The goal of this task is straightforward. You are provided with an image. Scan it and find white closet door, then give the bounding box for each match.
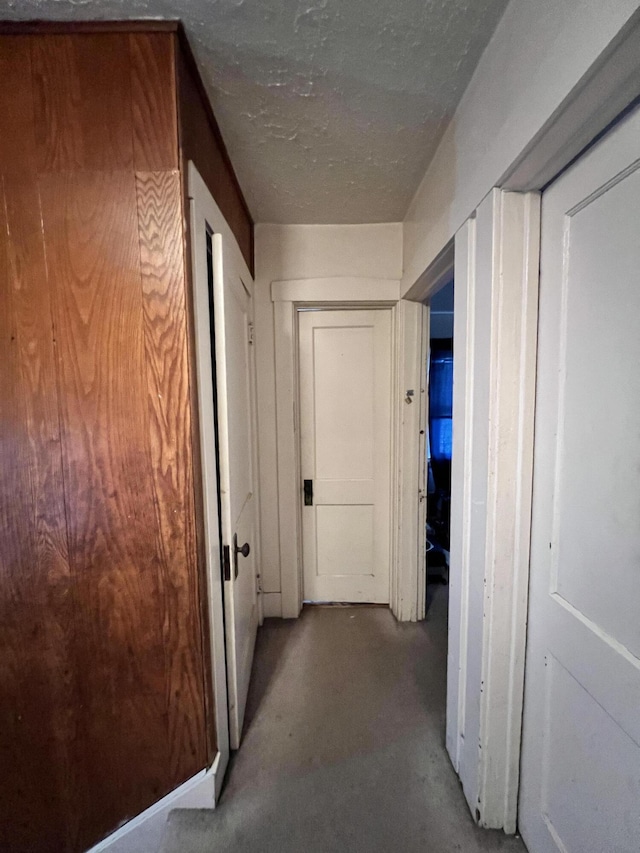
[519,105,640,853]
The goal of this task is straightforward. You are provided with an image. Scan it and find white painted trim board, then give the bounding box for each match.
[272,277,400,303]
[88,765,217,853]
[445,190,540,832]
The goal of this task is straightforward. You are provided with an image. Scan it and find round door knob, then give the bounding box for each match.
[236,541,250,559]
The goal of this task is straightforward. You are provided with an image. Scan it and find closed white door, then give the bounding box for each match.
[299,308,392,603]
[215,238,259,749]
[519,106,640,852]
[190,168,259,752]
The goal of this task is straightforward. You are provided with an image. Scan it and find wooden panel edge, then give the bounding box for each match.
[0,20,181,35]
[175,23,254,275]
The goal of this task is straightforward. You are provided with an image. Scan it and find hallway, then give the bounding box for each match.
[161,589,526,852]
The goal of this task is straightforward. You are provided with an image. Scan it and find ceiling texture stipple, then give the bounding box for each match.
[3,0,510,223]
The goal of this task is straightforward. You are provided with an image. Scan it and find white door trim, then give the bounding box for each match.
[407,192,540,831]
[394,299,429,622]
[426,191,540,832]
[272,277,400,303]
[271,278,423,620]
[403,239,454,304]
[87,765,217,853]
[501,9,640,194]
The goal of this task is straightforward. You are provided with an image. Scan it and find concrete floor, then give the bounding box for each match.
[161,586,527,852]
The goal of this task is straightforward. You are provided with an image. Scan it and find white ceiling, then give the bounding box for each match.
[4,0,510,223]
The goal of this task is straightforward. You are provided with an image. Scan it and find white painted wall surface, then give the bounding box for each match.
[254,224,402,614]
[402,0,640,294]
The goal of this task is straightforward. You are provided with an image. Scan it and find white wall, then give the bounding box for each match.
[402,0,640,294]
[254,224,403,614]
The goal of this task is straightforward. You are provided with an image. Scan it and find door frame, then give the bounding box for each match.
[401,9,640,834]
[271,277,427,620]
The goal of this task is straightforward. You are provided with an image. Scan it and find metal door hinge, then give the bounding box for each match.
[248,322,254,345]
[223,545,231,581]
[256,572,262,594]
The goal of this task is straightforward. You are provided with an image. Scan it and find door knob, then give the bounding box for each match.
[233,533,250,578]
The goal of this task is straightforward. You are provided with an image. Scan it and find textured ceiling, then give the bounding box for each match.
[3,0,510,223]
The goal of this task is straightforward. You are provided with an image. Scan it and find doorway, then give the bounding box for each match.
[270,279,419,620]
[426,279,454,600]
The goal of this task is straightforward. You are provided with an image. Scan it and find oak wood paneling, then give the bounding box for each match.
[0,176,78,853]
[176,32,254,274]
[32,33,134,171]
[135,169,209,776]
[40,169,173,848]
[130,34,179,171]
[0,36,77,853]
[0,26,211,852]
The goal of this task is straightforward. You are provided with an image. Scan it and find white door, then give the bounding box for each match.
[190,166,259,752]
[299,308,392,603]
[519,106,640,852]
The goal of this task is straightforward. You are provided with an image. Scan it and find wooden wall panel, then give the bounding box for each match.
[39,170,174,848]
[134,169,210,778]
[32,34,134,171]
[130,34,179,171]
[0,37,77,853]
[0,27,210,852]
[0,178,78,853]
[176,35,254,274]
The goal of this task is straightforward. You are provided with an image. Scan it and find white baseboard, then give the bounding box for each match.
[88,759,218,853]
[261,592,282,618]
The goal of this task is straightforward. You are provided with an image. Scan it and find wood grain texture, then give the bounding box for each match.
[40,169,167,847]
[0,28,210,852]
[32,33,134,171]
[0,37,77,853]
[0,178,78,853]
[130,34,179,171]
[176,31,254,274]
[135,169,209,777]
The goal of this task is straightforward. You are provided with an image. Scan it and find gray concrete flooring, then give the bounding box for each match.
[161,587,526,852]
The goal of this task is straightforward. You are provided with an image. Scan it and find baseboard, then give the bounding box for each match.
[88,758,218,853]
[261,591,282,618]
